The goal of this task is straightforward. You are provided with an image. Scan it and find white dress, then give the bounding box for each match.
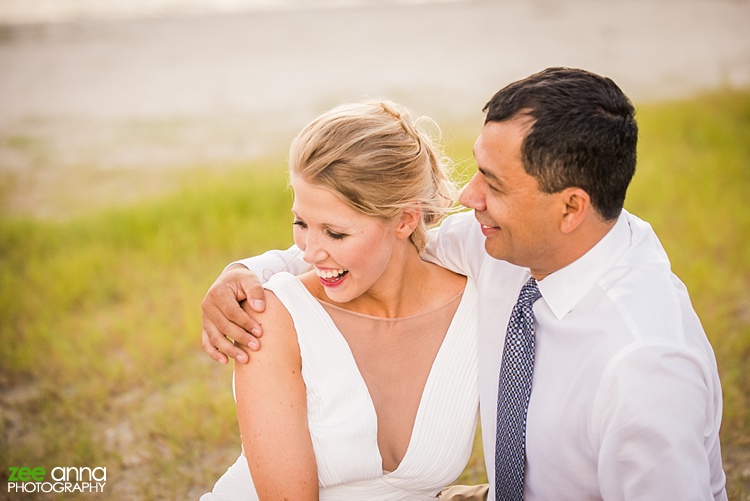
[202,272,479,500]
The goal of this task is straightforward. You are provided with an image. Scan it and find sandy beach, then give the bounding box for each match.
[1,0,749,216]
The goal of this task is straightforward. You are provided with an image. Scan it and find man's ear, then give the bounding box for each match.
[559,187,590,234]
[396,205,422,239]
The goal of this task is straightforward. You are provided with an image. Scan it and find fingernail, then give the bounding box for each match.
[251,300,264,311]
[237,353,248,363]
[251,328,261,336]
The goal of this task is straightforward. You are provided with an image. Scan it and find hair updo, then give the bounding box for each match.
[288,100,458,251]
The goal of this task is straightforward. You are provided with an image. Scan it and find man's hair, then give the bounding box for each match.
[483,67,638,220]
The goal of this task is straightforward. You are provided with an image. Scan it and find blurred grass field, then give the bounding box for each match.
[1,89,749,499]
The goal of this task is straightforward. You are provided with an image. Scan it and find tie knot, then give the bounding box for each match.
[520,277,542,306]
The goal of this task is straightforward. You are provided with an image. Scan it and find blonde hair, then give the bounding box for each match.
[288,100,458,251]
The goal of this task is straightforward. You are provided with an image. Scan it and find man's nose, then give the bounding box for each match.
[459,173,486,211]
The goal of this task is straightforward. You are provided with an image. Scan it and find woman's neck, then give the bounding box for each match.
[353,244,434,318]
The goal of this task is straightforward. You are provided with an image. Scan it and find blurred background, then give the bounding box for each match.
[2,0,749,218]
[1,0,749,498]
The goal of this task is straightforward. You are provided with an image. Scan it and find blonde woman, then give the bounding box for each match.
[202,101,478,500]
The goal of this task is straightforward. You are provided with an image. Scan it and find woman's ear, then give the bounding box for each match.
[395,205,422,239]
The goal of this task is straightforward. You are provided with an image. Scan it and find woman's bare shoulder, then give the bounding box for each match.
[236,290,300,369]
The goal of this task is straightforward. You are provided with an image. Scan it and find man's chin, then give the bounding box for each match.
[483,240,505,261]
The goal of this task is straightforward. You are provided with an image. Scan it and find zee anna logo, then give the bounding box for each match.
[7,466,107,494]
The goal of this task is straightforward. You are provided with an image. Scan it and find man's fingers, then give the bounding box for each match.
[221,298,264,340]
[202,330,230,364]
[202,323,251,364]
[211,271,265,336]
[205,306,259,348]
[244,281,267,313]
[202,277,263,344]
[199,264,266,365]
[238,272,266,313]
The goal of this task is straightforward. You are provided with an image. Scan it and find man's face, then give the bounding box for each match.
[459,118,561,275]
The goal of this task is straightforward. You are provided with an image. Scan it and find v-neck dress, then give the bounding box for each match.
[202,272,479,500]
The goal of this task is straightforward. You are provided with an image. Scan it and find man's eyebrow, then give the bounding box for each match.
[478,166,503,185]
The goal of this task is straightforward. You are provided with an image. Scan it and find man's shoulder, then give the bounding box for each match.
[598,260,701,345]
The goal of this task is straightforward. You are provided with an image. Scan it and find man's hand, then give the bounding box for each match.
[201,264,267,364]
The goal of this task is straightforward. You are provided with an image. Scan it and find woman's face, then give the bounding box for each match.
[291,176,398,304]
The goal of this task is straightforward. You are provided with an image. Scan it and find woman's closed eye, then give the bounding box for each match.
[326,230,347,240]
[294,220,347,240]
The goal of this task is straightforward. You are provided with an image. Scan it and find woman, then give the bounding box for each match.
[202,101,478,500]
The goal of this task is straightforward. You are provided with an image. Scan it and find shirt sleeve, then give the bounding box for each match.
[593,343,724,500]
[228,245,311,283]
[421,211,487,281]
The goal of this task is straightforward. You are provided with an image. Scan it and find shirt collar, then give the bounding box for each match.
[537,210,632,320]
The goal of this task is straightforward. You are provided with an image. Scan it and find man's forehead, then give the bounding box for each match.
[473,120,527,162]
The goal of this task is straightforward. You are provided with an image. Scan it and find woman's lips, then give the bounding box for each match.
[315,267,349,287]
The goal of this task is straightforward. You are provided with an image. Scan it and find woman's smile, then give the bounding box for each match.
[315,267,349,288]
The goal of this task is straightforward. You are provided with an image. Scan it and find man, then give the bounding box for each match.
[201,68,727,500]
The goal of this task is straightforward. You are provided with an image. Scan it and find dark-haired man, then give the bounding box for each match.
[201,68,727,500]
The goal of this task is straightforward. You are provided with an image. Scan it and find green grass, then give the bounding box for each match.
[0,165,295,497]
[1,89,749,499]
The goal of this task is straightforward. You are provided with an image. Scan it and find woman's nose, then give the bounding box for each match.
[302,235,327,264]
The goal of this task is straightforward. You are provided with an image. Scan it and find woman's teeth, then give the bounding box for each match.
[316,268,347,279]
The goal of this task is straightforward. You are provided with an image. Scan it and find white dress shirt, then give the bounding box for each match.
[237,209,727,500]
